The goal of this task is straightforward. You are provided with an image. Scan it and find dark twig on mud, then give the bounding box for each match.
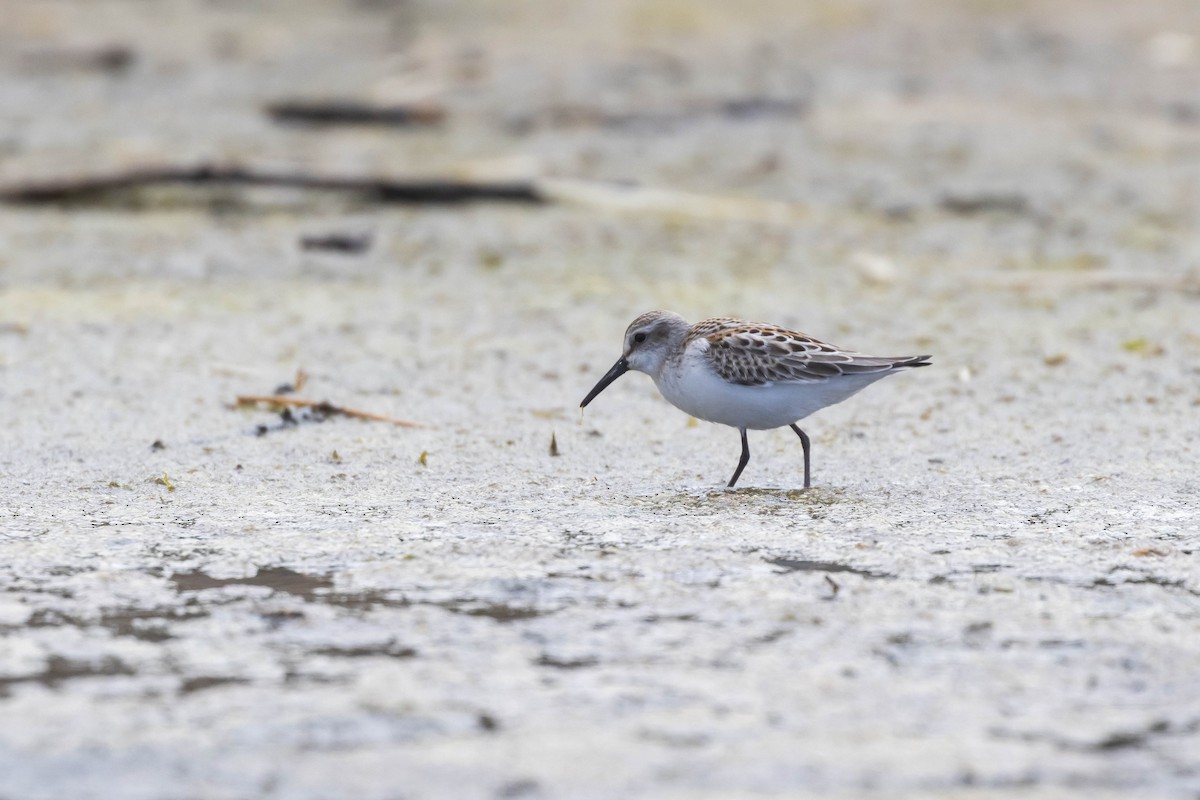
[20,45,136,74]
[266,100,446,127]
[299,232,373,253]
[234,395,424,428]
[0,164,544,205]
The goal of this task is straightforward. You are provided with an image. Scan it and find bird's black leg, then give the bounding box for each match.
[789,424,811,489]
[727,427,750,488]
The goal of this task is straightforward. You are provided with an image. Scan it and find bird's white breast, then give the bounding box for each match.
[653,341,887,430]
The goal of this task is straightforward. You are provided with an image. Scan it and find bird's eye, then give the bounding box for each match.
[633,332,647,344]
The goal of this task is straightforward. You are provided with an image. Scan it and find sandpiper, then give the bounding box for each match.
[580,310,930,488]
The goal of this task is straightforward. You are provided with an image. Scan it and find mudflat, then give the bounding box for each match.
[2,1,1198,797]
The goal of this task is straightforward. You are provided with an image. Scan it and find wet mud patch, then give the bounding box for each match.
[0,655,135,697]
[26,606,211,642]
[926,563,1012,586]
[990,717,1200,753]
[311,641,417,658]
[536,653,599,670]
[170,569,552,620]
[766,557,895,580]
[179,676,250,694]
[98,607,209,641]
[1092,566,1200,597]
[452,603,547,622]
[171,567,334,598]
[169,568,402,612]
[299,590,552,623]
[1023,567,1200,598]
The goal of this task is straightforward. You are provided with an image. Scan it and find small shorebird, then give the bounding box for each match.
[580,310,930,488]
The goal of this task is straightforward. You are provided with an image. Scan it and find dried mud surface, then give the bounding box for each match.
[2,1,1199,798]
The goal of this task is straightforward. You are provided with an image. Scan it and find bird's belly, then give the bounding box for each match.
[656,364,880,430]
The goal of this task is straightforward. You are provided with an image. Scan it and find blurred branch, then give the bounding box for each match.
[265,100,445,127]
[0,164,814,226]
[0,164,543,205]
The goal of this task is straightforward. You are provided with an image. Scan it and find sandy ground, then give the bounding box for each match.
[2,1,1200,797]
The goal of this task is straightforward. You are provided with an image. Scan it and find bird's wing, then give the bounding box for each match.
[694,319,925,386]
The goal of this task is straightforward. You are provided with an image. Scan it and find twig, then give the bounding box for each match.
[234,395,424,428]
[0,164,544,205]
[299,232,373,253]
[0,165,818,228]
[266,100,445,127]
[939,193,1029,215]
[20,45,135,74]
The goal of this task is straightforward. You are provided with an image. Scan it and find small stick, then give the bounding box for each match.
[266,100,445,127]
[0,164,544,205]
[234,395,424,428]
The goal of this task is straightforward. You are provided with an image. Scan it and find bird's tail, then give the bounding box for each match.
[892,354,932,369]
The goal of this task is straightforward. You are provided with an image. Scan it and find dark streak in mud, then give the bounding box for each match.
[311,642,417,658]
[0,656,135,697]
[990,717,1199,753]
[180,676,249,694]
[169,569,551,621]
[28,607,210,642]
[1023,571,1200,598]
[171,567,334,598]
[456,604,545,622]
[766,558,894,580]
[536,654,599,669]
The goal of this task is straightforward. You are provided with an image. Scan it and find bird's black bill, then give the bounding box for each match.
[580,357,629,408]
